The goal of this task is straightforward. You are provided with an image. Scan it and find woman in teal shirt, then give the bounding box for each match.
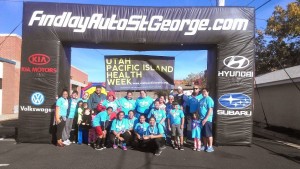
[55,89,69,147]
[109,111,131,150]
[135,90,153,118]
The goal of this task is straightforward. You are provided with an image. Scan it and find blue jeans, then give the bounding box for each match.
[78,126,89,144]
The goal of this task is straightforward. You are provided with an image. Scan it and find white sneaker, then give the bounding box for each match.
[63,140,71,146]
[67,139,72,145]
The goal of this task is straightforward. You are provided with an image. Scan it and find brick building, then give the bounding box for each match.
[0,34,88,115]
[0,34,21,115]
[70,66,88,96]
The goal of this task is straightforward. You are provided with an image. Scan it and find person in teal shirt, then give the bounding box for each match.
[110,111,131,150]
[132,115,149,149]
[198,88,214,153]
[143,117,165,156]
[135,90,153,118]
[93,107,113,150]
[148,100,166,127]
[168,102,185,150]
[102,91,119,112]
[55,89,69,147]
[63,91,80,145]
[118,91,136,117]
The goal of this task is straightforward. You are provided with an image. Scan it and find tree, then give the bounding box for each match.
[183,71,206,87]
[255,0,300,75]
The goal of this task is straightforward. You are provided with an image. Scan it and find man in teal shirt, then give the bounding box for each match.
[198,88,214,152]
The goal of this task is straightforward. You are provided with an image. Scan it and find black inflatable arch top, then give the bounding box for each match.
[19,2,254,145]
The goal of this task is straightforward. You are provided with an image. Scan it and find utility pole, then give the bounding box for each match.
[216,0,225,6]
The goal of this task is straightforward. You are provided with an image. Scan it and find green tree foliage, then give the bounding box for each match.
[255,0,300,75]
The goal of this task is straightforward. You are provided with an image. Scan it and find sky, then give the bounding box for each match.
[0,0,295,82]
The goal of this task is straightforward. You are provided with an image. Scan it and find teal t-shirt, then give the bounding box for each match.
[134,122,149,137]
[92,111,109,127]
[188,94,203,113]
[118,97,136,115]
[135,96,153,114]
[56,97,69,117]
[147,108,166,126]
[68,98,79,118]
[102,100,119,112]
[127,116,138,130]
[111,119,129,133]
[168,109,185,125]
[145,123,165,137]
[198,96,214,122]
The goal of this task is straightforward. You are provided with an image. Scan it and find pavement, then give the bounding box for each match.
[0,136,299,169]
[0,116,299,169]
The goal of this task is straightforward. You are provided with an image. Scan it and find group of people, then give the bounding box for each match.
[55,85,214,156]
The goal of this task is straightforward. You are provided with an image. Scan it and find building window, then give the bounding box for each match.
[0,78,2,89]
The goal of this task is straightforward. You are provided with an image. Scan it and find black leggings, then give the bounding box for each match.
[56,120,66,140]
[135,137,164,152]
[109,132,131,146]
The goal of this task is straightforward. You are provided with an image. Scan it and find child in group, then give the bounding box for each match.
[76,101,84,144]
[168,102,185,150]
[191,112,201,151]
[79,108,92,145]
[93,107,114,150]
[88,111,97,146]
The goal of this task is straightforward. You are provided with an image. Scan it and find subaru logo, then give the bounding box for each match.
[223,56,250,69]
[218,93,251,109]
[31,92,45,106]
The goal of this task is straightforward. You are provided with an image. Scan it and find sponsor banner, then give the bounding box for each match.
[217,109,252,117]
[218,93,251,109]
[21,53,57,73]
[20,105,53,114]
[105,55,174,90]
[218,56,253,78]
[28,11,249,35]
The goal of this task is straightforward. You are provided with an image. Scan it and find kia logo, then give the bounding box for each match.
[28,54,50,65]
[31,92,45,106]
[223,56,250,69]
[218,93,251,109]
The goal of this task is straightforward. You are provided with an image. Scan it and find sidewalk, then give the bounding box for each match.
[0,113,18,122]
[253,125,300,146]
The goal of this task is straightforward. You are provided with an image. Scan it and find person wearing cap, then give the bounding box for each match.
[174,86,185,108]
[88,85,106,113]
[135,90,153,118]
[118,91,136,117]
[168,101,185,150]
[102,91,119,113]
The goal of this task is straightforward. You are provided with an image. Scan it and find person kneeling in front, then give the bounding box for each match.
[143,117,165,156]
[109,111,131,150]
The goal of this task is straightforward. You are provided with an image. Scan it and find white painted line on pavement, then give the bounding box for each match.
[0,138,15,142]
[0,164,10,167]
[276,140,300,150]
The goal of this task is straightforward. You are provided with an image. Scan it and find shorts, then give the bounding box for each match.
[202,121,213,137]
[95,126,103,137]
[171,124,183,137]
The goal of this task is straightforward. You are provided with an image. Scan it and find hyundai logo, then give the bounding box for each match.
[31,92,45,106]
[218,93,251,109]
[223,56,250,69]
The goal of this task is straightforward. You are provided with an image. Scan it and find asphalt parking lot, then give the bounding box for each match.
[0,136,299,169]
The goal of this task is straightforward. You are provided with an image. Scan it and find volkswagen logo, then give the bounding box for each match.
[31,92,45,106]
[223,56,250,69]
[218,93,251,109]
